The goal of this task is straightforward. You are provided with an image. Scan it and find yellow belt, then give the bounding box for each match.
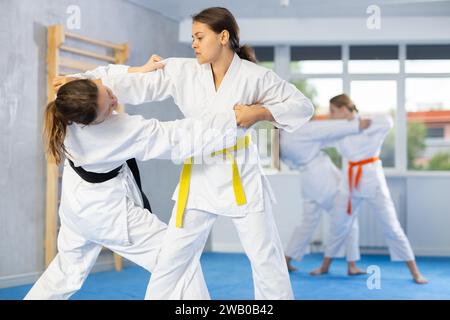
[175,135,252,228]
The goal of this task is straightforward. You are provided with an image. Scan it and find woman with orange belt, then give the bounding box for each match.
[310,94,427,284]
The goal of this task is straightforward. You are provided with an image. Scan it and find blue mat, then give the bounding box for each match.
[1,253,449,300]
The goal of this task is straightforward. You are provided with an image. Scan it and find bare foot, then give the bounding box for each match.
[347,266,367,276]
[413,274,428,284]
[287,263,298,272]
[285,256,298,272]
[406,261,428,284]
[310,267,328,276]
[310,257,332,276]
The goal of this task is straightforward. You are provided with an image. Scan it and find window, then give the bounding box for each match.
[406,60,450,73]
[406,45,450,73]
[291,78,343,115]
[349,45,399,74]
[406,78,450,170]
[427,128,445,139]
[254,46,274,70]
[290,46,342,74]
[350,80,397,167]
[287,47,344,170]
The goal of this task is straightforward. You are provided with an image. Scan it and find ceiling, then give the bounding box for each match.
[129,0,450,21]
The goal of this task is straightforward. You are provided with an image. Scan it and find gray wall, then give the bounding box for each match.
[0,0,192,286]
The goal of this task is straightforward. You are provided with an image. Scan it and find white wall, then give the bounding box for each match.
[407,175,450,256]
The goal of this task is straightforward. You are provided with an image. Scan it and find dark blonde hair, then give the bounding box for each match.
[192,7,256,63]
[329,94,359,113]
[44,79,98,164]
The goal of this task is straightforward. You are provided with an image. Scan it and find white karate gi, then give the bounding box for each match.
[281,119,362,262]
[25,108,237,300]
[324,115,415,262]
[93,54,314,299]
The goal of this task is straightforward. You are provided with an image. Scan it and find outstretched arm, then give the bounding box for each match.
[53,55,170,105]
[134,110,238,162]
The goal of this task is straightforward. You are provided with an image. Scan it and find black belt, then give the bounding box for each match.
[68,158,152,213]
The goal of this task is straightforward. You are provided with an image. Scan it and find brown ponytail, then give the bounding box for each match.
[43,79,99,164]
[236,45,257,63]
[192,7,257,63]
[329,94,359,113]
[44,100,68,164]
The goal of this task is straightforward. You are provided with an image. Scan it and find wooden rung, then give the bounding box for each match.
[59,57,99,72]
[65,31,125,51]
[60,45,116,63]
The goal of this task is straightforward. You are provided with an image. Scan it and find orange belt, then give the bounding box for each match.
[347,157,380,215]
